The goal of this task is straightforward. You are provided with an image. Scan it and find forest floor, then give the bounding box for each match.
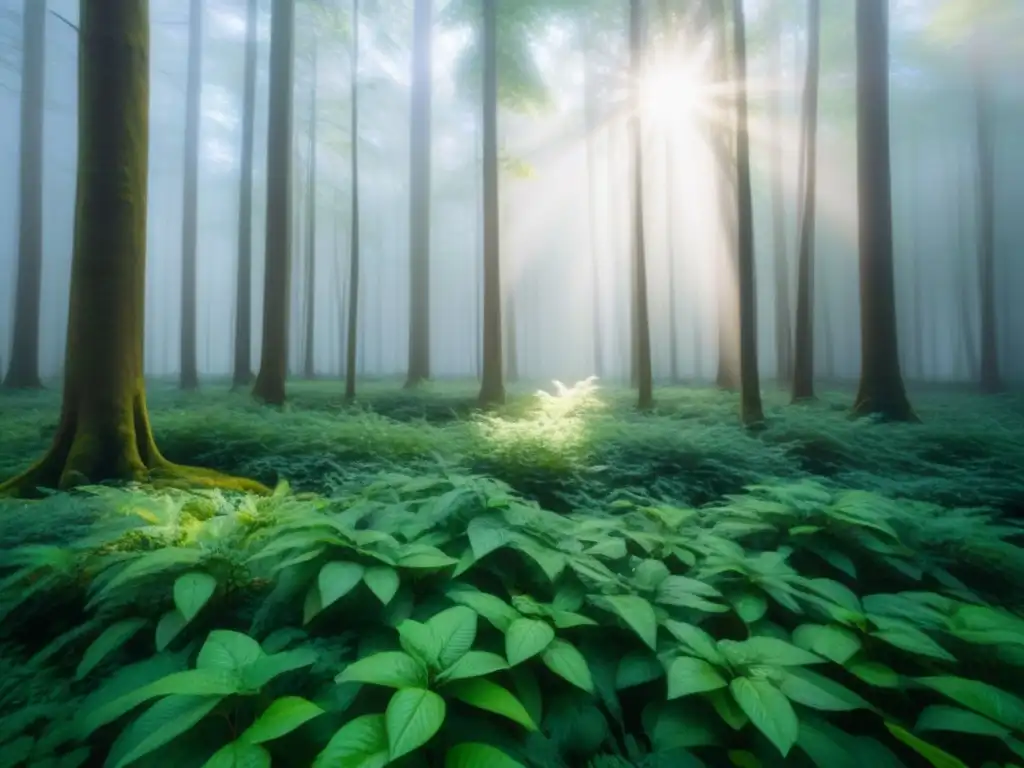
[1,378,1023,767]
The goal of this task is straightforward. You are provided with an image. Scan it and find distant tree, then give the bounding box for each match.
[344,0,362,403]
[303,36,319,381]
[0,0,266,497]
[851,0,915,421]
[769,5,793,385]
[3,0,45,390]
[179,0,202,391]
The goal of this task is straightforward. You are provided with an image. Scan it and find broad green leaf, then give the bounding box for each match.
[542,639,594,694]
[89,548,204,606]
[303,585,323,625]
[797,720,861,768]
[313,714,389,768]
[709,688,749,730]
[445,679,537,730]
[239,696,324,744]
[202,741,272,768]
[658,575,723,602]
[730,677,799,757]
[550,610,598,629]
[155,610,188,652]
[318,562,366,610]
[75,618,147,680]
[398,619,443,669]
[467,516,512,560]
[586,539,628,560]
[196,630,264,674]
[437,651,509,683]
[105,695,223,768]
[666,656,728,699]
[447,587,520,632]
[664,620,724,665]
[336,652,428,689]
[884,722,969,768]
[848,661,900,688]
[173,572,217,623]
[616,651,665,689]
[915,705,1011,738]
[514,542,566,582]
[633,559,671,590]
[917,677,1024,731]
[731,592,769,623]
[260,628,307,655]
[397,547,460,569]
[505,619,555,666]
[599,595,658,650]
[719,637,823,667]
[445,742,525,768]
[363,566,400,606]
[428,606,478,669]
[510,667,544,726]
[243,648,319,690]
[779,668,868,711]
[385,688,446,760]
[873,627,955,662]
[792,624,862,665]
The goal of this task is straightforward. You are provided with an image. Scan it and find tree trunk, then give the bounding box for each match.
[582,32,604,379]
[253,0,295,405]
[791,0,819,402]
[0,0,265,498]
[179,0,202,391]
[478,0,505,407]
[851,0,914,421]
[405,0,433,388]
[769,9,792,386]
[303,38,319,380]
[3,0,46,390]
[956,153,978,379]
[344,0,361,403]
[232,0,258,389]
[502,191,519,384]
[664,124,680,384]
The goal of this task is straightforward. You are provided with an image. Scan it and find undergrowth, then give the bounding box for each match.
[0,378,1022,767]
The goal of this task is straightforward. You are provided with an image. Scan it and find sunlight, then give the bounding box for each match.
[640,58,705,129]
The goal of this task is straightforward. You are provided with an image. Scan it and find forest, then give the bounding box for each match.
[0,0,1023,766]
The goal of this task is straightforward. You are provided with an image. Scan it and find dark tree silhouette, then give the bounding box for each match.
[179,0,202,391]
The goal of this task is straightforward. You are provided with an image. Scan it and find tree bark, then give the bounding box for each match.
[769,8,792,386]
[0,0,266,498]
[179,0,202,391]
[303,38,319,380]
[344,0,361,403]
[3,0,46,390]
[851,0,914,421]
[253,0,296,406]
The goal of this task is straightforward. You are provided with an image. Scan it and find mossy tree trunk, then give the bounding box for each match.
[0,0,266,498]
[253,0,296,406]
[233,0,259,388]
[4,0,46,390]
[344,0,362,403]
[478,0,505,408]
[851,0,915,421]
[179,0,202,391]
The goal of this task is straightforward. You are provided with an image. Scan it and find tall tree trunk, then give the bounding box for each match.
[473,116,483,378]
[956,153,978,379]
[582,31,604,379]
[502,191,519,384]
[973,38,1001,394]
[731,0,763,426]
[253,0,296,405]
[628,0,654,409]
[4,0,46,390]
[344,0,361,402]
[769,9,792,385]
[405,0,433,388]
[791,0,819,401]
[0,0,264,498]
[179,0,202,391]
[232,0,259,388]
[478,0,504,407]
[851,0,914,421]
[303,38,319,380]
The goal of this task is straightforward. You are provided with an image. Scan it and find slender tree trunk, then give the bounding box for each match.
[405,0,433,388]
[473,118,483,379]
[303,38,319,380]
[502,191,519,384]
[791,0,819,401]
[4,0,46,390]
[179,0,202,391]
[972,38,1001,394]
[344,0,361,402]
[851,0,914,421]
[253,0,295,405]
[232,0,258,388]
[478,0,505,407]
[956,153,978,379]
[1,0,264,497]
[664,124,680,383]
[583,32,604,379]
[769,11,792,385]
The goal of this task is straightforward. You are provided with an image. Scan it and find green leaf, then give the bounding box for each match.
[428,606,478,670]
[658,575,723,602]
[398,619,443,669]
[313,714,389,768]
[873,627,955,662]
[664,620,724,665]
[848,660,900,688]
[202,741,272,768]
[105,695,223,768]
[779,668,869,711]
[75,618,147,680]
[616,651,665,689]
[586,538,628,560]
[505,619,555,666]
[666,656,728,699]
[797,720,861,768]
[514,541,566,582]
[362,566,400,606]
[397,547,459,569]
[303,585,323,625]
[445,742,525,768]
[239,697,324,744]
[173,572,217,623]
[196,630,264,674]
[730,677,799,757]
[318,561,366,610]
[445,679,537,730]
[915,705,1011,738]
[719,637,823,667]
[89,548,204,606]
[731,592,769,623]
[633,559,671,590]
[467,516,512,560]
[336,652,428,689]
[243,648,319,690]
[155,610,188,652]
[917,677,1024,731]
[792,624,862,665]
[542,639,594,694]
[446,586,520,632]
[385,688,446,760]
[884,722,969,768]
[599,595,659,650]
[437,651,509,683]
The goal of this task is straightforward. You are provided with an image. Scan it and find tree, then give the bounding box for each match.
[769,5,793,385]
[253,0,297,406]
[791,0,820,402]
[0,0,266,498]
[303,36,319,381]
[851,0,914,421]
[3,0,45,390]
[405,0,433,388]
[179,0,202,391]
[478,0,505,408]
[344,0,362,403]
[233,0,259,388]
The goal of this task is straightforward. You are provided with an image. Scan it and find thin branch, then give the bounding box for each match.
[49,9,78,34]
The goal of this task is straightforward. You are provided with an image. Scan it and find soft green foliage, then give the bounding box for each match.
[1,380,1023,766]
